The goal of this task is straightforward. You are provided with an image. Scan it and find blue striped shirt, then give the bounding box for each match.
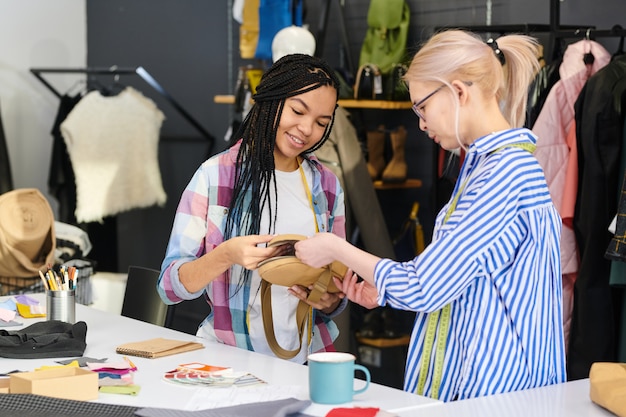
[375,128,566,401]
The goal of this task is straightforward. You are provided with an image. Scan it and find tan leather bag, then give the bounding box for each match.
[257,234,347,359]
[589,362,626,417]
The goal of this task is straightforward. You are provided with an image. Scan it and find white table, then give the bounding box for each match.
[0,294,440,415]
[400,378,613,417]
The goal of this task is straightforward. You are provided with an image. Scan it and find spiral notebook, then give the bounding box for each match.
[116,338,204,359]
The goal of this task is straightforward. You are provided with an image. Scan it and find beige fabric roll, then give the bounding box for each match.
[589,362,626,417]
[0,188,55,277]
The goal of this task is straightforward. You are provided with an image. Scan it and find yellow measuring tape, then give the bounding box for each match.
[415,142,535,399]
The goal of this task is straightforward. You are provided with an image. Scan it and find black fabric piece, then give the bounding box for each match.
[0,100,13,194]
[0,320,87,359]
[82,216,118,272]
[0,393,138,417]
[48,93,82,224]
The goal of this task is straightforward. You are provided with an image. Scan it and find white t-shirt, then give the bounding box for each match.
[248,163,317,363]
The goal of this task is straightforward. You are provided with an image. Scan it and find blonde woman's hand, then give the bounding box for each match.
[333,269,379,309]
[294,232,340,268]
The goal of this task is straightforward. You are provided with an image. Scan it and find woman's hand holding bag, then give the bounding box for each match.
[257,234,348,359]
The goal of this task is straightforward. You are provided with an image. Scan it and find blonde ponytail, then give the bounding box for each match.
[404,30,541,128]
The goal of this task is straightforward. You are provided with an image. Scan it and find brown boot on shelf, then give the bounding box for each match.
[366,125,386,180]
[382,125,407,183]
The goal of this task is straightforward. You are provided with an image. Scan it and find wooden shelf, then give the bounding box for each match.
[214,95,238,104]
[338,99,412,110]
[373,178,422,190]
[213,95,412,110]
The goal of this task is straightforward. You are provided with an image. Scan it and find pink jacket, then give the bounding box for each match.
[533,39,610,274]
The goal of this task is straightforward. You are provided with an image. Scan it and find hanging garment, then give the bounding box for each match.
[232,0,244,23]
[532,40,611,351]
[254,0,302,61]
[0,101,13,195]
[60,87,166,223]
[48,94,82,223]
[568,54,626,380]
[526,57,562,129]
[607,116,626,363]
[239,0,260,59]
[47,93,119,272]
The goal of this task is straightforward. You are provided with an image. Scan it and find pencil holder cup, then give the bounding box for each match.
[46,289,76,323]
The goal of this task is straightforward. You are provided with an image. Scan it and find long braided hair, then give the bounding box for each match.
[225,53,340,289]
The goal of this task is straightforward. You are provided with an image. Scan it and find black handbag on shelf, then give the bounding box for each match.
[354,63,384,100]
[384,63,410,101]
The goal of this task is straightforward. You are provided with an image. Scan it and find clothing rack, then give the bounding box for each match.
[434,0,625,63]
[553,25,626,40]
[29,66,215,150]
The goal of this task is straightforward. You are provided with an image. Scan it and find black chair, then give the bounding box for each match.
[121,266,169,326]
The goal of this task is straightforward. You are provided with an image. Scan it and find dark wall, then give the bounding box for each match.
[87,1,230,273]
[86,0,625,274]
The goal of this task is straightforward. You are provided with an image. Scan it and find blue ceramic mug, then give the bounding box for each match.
[308,352,371,404]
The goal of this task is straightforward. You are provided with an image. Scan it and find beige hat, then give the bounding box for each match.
[0,188,55,277]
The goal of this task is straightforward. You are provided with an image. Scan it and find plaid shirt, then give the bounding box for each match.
[158,140,346,356]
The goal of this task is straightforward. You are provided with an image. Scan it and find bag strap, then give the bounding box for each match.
[307,266,332,304]
[261,265,336,359]
[261,279,312,359]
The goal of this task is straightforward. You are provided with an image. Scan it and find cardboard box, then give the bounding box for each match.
[0,377,9,393]
[9,367,98,401]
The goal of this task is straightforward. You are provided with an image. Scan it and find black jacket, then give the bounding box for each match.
[568,55,626,380]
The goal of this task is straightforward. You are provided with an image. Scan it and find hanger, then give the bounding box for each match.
[64,78,87,97]
[86,75,112,95]
[580,28,595,65]
[97,72,126,97]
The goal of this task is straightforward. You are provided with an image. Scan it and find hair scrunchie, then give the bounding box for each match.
[486,38,506,65]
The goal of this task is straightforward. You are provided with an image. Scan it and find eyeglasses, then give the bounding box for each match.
[411,84,445,122]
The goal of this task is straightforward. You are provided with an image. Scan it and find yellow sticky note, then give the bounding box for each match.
[16,303,46,318]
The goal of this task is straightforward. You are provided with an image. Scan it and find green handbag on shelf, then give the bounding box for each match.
[359,0,410,74]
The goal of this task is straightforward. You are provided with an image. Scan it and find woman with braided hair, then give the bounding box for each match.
[158,54,350,363]
[295,30,567,399]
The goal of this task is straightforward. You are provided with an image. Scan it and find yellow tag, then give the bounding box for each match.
[36,360,80,371]
[99,385,141,396]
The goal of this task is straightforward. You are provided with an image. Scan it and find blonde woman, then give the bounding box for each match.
[296,30,566,401]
